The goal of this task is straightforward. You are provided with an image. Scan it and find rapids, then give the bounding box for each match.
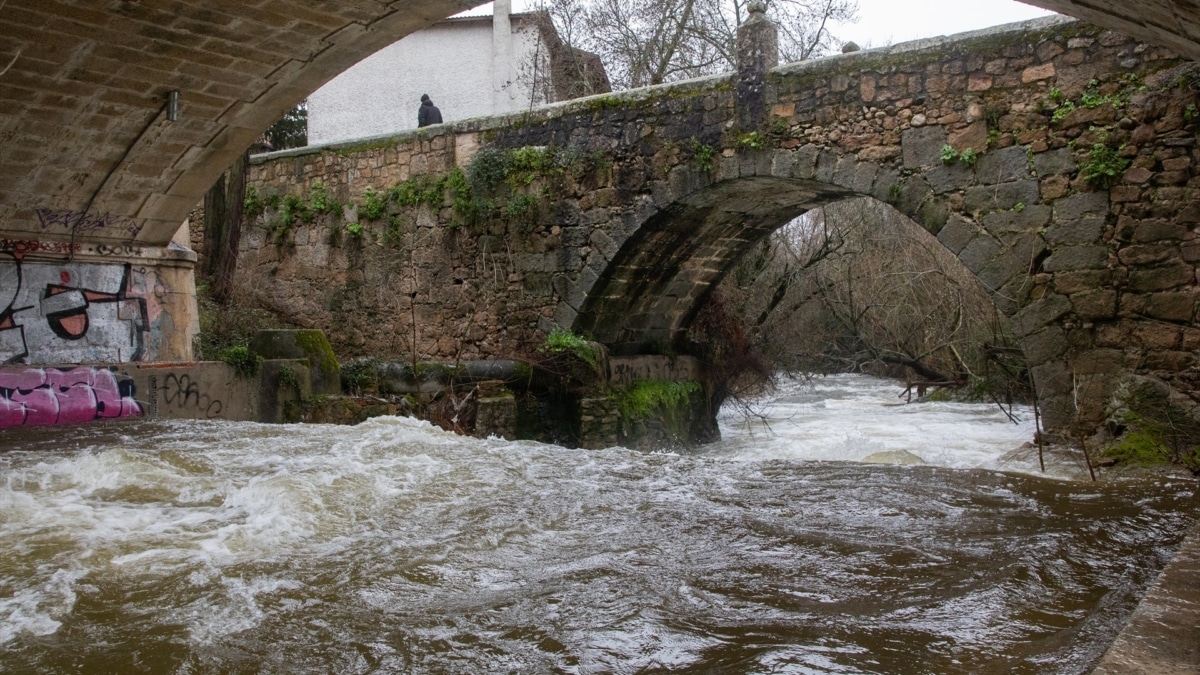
[1,375,1196,673]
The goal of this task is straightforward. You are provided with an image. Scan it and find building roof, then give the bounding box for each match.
[444,9,541,23]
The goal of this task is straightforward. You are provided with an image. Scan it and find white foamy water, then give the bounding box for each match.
[720,374,1052,473]
[0,375,1196,674]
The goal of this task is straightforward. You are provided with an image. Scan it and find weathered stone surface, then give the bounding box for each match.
[1052,191,1110,220]
[977,145,1034,184]
[925,163,976,194]
[981,205,1052,234]
[958,234,1003,274]
[1040,175,1072,200]
[902,125,949,170]
[1143,292,1197,321]
[936,214,981,255]
[1053,269,1111,295]
[1127,265,1194,292]
[948,120,989,153]
[1071,348,1125,374]
[474,395,517,440]
[230,17,1200,442]
[1043,245,1110,272]
[1044,216,1106,245]
[249,330,341,397]
[1012,294,1072,337]
[978,237,1047,291]
[1133,219,1188,242]
[963,180,1041,213]
[1034,148,1078,176]
[1071,290,1118,319]
[1022,326,1069,365]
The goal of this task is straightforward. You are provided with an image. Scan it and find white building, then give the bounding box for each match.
[307,1,608,146]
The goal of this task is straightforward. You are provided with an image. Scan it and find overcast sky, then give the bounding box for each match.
[831,0,1057,49]
[467,1,1058,51]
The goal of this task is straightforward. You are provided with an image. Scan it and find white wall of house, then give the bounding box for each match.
[307,3,545,145]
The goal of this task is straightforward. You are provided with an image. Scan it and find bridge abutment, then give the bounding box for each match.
[2,243,198,365]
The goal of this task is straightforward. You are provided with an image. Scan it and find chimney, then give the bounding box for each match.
[493,0,514,112]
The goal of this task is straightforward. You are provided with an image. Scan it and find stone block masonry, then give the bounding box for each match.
[0,0,483,250]
[242,17,1200,437]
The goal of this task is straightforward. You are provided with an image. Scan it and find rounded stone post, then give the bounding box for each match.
[736,1,778,131]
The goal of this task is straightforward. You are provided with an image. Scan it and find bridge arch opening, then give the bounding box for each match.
[717,197,1019,390]
[572,174,1025,361]
[573,175,854,355]
[566,168,1042,423]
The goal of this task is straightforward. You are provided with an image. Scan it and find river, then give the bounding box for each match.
[1,374,1197,673]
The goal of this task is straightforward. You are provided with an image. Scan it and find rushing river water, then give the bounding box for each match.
[1,374,1197,674]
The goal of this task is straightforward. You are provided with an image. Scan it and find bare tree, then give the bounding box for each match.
[520,9,613,106]
[201,149,248,306]
[531,0,857,90]
[718,198,1032,403]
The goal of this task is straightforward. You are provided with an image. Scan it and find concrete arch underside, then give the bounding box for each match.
[0,0,479,248]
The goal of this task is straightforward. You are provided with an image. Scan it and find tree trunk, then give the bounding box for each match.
[202,149,248,305]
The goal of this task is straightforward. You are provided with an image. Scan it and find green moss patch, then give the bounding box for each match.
[614,379,702,420]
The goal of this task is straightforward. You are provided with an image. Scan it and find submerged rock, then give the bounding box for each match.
[861,449,925,465]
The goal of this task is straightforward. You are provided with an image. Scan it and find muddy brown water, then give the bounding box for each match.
[2,376,1196,673]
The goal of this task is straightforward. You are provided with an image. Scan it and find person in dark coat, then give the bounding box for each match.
[418,94,443,127]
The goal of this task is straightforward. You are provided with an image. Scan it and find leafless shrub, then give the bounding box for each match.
[717,197,1032,405]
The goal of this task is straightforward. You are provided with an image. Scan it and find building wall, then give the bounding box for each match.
[307,15,545,145]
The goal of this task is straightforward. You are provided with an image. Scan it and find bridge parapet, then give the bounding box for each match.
[242,17,1200,435]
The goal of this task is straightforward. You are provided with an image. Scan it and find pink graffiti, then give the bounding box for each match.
[0,366,142,427]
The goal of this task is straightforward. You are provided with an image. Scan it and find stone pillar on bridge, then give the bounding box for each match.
[736,1,779,132]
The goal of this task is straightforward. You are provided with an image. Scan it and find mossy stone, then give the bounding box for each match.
[250,329,341,396]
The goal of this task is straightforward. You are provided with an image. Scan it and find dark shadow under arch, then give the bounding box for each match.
[574,175,859,354]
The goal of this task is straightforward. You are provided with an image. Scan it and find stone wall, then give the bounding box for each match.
[241,17,1200,434]
[0,359,306,428]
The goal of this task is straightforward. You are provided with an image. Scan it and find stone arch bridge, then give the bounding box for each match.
[241,16,1200,435]
[0,2,1197,437]
[0,1,1195,359]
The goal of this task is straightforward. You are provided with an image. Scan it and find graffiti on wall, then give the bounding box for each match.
[0,366,142,427]
[0,238,82,256]
[158,373,224,419]
[35,208,144,238]
[1,253,151,364]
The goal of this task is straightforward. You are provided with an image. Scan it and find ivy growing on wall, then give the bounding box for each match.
[245,144,609,242]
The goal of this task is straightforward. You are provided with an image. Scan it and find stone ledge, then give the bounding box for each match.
[1092,520,1200,674]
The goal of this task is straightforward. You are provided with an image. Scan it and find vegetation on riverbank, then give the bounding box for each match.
[715,197,1034,411]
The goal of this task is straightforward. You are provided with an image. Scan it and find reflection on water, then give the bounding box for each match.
[1,375,1197,673]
